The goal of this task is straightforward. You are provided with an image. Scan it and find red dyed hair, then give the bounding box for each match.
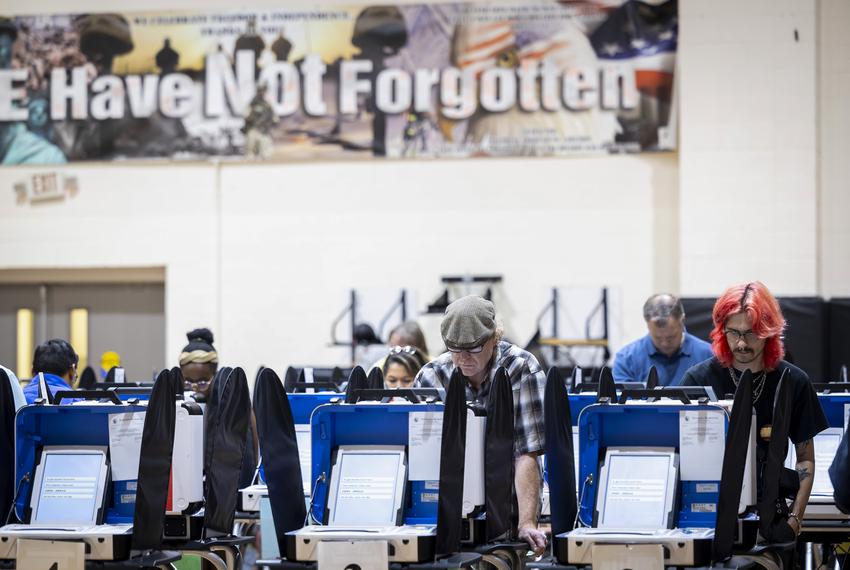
[709,281,786,370]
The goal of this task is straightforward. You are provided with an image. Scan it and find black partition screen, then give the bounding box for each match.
[830,299,850,379]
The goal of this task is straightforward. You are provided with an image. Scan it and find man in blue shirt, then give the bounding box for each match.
[613,294,712,386]
[22,339,78,404]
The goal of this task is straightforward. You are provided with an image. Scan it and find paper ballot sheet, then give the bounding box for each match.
[679,410,725,481]
[107,412,146,481]
[408,412,442,481]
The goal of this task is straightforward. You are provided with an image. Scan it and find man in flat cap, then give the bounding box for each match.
[415,295,547,553]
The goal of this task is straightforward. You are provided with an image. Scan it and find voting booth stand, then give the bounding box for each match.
[284,398,481,567]
[552,398,742,568]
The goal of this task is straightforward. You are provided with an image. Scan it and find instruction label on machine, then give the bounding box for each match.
[408,412,443,481]
[679,410,724,481]
[108,411,146,481]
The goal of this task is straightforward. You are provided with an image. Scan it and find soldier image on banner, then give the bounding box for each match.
[243,83,277,160]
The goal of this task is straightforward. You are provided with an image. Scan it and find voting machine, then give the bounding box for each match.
[284,399,487,563]
[0,391,205,562]
[554,398,755,567]
[0,399,145,561]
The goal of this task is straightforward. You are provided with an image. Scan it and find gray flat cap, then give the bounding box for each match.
[441,295,496,349]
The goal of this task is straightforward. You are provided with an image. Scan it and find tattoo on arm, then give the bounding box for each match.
[797,466,811,482]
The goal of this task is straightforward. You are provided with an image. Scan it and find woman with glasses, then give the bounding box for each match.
[382,346,427,389]
[179,328,218,403]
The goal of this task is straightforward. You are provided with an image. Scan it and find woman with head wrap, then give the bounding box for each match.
[179,328,218,402]
[179,327,260,490]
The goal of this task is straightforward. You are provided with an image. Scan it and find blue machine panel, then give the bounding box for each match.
[14,403,147,524]
[575,403,729,529]
[309,402,443,525]
[817,393,850,429]
[288,393,340,425]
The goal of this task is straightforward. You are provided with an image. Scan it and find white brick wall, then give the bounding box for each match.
[818,0,850,297]
[678,0,818,296]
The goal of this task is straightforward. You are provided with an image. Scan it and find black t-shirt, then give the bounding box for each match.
[681,358,828,465]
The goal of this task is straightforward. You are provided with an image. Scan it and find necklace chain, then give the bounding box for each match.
[729,368,767,403]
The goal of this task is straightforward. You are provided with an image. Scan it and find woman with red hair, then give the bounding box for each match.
[681,281,827,541]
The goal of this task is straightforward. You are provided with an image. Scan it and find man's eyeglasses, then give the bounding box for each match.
[447,345,486,355]
[184,379,211,390]
[724,328,759,343]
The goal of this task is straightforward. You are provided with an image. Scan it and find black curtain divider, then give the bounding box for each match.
[283,367,298,393]
[0,369,15,523]
[758,369,794,541]
[645,365,659,389]
[104,366,120,383]
[367,366,384,390]
[712,370,753,562]
[169,367,185,399]
[132,369,177,550]
[597,367,616,402]
[544,366,577,537]
[436,369,467,556]
[485,367,515,541]
[79,366,97,390]
[830,299,850,379]
[204,366,232,476]
[253,367,306,547]
[344,366,368,402]
[204,367,251,536]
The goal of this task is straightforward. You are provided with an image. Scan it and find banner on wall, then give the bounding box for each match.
[0,1,677,165]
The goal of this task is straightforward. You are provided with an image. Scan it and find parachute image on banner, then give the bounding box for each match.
[0,1,676,165]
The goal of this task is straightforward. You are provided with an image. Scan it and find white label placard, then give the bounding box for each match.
[16,538,85,570]
[108,411,146,481]
[317,539,388,570]
[679,410,725,481]
[408,411,443,481]
[295,424,311,494]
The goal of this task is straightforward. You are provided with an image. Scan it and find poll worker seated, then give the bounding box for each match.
[22,339,78,404]
[415,295,547,554]
[613,293,712,386]
[681,281,828,540]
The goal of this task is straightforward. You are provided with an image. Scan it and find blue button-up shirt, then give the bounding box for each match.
[612,331,713,387]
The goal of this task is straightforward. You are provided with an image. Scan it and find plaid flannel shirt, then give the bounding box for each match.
[415,341,546,457]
